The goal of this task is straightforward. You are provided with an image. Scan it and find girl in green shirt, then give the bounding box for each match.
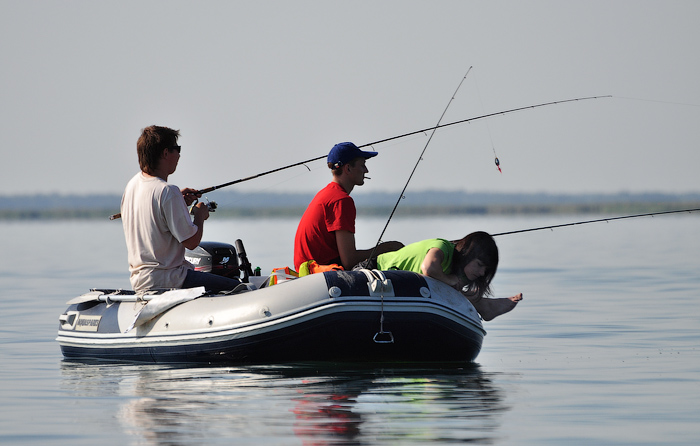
[375,231,522,321]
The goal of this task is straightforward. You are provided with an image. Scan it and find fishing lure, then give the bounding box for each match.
[494,156,502,173]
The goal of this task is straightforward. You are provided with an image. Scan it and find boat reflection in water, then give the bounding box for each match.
[60,360,511,444]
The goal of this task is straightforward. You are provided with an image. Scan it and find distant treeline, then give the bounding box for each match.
[1,190,699,220]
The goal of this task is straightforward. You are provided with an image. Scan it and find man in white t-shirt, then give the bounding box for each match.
[120,125,241,293]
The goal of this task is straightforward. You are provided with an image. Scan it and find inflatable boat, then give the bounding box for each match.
[56,241,485,364]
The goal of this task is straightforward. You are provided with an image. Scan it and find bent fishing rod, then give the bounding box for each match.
[205,95,610,193]
[491,207,700,237]
[109,94,610,220]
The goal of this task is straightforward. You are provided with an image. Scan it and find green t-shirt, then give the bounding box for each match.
[376,238,454,274]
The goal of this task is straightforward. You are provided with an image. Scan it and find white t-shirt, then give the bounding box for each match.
[121,172,198,292]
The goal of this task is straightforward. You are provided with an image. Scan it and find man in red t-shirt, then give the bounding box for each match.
[294,142,403,271]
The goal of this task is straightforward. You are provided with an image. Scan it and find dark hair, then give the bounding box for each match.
[328,157,361,176]
[137,125,180,174]
[452,231,499,297]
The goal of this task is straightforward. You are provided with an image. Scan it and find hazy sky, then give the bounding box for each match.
[2,0,698,198]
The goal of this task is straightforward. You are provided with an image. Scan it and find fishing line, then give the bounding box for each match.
[492,208,700,237]
[613,96,700,107]
[368,67,473,259]
[473,71,502,173]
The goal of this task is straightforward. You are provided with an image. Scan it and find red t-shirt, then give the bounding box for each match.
[294,182,356,270]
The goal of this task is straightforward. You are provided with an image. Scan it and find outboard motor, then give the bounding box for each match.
[186,241,243,280]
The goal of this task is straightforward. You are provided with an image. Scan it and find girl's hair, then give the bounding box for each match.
[453,231,499,297]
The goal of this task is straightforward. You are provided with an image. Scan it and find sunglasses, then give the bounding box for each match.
[169,145,181,153]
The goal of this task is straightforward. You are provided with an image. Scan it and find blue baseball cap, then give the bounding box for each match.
[327,142,378,168]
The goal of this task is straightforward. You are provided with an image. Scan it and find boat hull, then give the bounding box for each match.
[57,270,485,364]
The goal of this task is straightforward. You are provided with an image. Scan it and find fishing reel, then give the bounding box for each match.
[189,197,217,214]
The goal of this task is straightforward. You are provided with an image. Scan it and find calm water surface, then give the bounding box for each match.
[1,215,698,445]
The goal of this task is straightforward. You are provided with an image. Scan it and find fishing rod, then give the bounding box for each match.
[492,208,700,237]
[109,94,610,220]
[180,96,612,196]
[369,67,474,344]
[358,95,611,148]
[204,95,611,192]
[369,67,473,259]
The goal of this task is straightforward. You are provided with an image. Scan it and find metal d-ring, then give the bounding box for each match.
[372,272,394,344]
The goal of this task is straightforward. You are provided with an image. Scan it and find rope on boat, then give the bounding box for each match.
[372,269,394,344]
